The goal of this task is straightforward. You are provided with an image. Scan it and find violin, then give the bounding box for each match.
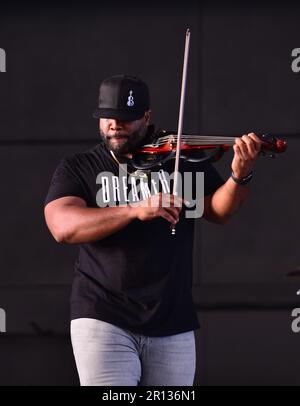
[129,130,287,170]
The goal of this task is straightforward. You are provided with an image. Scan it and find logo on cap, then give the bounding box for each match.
[127,90,134,107]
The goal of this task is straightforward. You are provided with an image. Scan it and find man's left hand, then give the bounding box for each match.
[231,132,262,179]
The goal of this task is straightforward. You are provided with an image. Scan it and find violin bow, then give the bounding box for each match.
[171,28,191,235]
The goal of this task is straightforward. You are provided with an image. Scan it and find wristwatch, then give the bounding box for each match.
[231,171,253,185]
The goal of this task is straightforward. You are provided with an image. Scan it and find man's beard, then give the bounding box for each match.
[99,127,147,156]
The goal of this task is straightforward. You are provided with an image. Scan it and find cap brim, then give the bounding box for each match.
[93,108,145,122]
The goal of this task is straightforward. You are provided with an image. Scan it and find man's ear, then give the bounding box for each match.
[144,110,151,124]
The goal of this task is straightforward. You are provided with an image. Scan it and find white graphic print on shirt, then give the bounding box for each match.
[96,166,204,219]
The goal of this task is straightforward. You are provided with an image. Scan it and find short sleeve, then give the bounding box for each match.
[203,163,225,196]
[44,157,87,206]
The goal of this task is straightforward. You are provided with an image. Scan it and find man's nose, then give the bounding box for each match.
[109,119,124,130]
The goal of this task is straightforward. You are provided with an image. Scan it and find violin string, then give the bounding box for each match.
[144,143,234,148]
[148,135,237,143]
[150,139,236,144]
[157,135,237,140]
[157,134,236,139]
[159,137,236,143]
[143,136,237,147]
[154,136,235,141]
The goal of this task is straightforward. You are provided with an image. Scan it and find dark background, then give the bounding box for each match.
[0,0,299,385]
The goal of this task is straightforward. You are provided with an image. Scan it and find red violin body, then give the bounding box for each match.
[129,130,287,170]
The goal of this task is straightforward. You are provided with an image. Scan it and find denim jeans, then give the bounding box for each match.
[71,318,196,386]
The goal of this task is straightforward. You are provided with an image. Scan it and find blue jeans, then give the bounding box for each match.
[71,318,196,386]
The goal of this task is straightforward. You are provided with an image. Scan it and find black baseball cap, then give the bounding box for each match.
[93,74,150,122]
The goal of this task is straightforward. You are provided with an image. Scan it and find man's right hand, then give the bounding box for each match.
[131,192,186,225]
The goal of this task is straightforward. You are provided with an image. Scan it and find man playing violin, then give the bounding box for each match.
[44,74,262,386]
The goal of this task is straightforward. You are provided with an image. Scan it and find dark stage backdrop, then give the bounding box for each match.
[0,0,299,386]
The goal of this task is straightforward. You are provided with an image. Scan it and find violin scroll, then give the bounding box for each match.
[260,134,287,158]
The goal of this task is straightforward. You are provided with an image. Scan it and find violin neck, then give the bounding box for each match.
[153,133,286,154]
[182,134,236,146]
[165,134,237,146]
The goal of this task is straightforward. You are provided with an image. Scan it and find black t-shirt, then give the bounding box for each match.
[44,135,224,336]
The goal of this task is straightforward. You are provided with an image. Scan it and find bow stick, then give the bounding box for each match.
[171,28,191,235]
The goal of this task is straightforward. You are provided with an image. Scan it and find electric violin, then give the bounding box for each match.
[129,129,287,170]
